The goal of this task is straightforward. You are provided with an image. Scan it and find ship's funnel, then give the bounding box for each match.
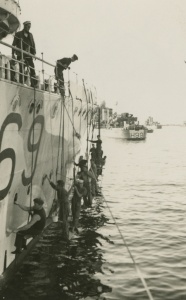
[0,0,21,40]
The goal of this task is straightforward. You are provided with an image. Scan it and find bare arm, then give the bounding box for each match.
[88,140,97,143]
[87,170,95,180]
[74,186,82,197]
[15,203,32,212]
[89,167,97,180]
[15,214,40,232]
[46,176,58,191]
[67,184,74,197]
[74,186,86,198]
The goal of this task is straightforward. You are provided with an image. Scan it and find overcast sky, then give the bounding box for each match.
[8,1,186,123]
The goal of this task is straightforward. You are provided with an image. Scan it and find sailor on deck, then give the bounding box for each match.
[55,54,78,96]
[12,21,37,87]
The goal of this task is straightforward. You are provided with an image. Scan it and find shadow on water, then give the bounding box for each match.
[0,197,112,300]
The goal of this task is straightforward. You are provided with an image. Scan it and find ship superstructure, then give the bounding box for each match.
[102,112,147,140]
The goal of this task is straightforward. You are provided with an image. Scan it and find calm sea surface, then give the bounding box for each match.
[1,126,186,300]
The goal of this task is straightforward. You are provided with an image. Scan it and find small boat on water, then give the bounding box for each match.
[156,123,162,129]
[122,123,147,140]
[147,128,154,133]
[102,113,147,140]
[145,116,160,131]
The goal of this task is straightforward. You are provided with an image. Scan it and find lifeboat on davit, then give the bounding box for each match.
[0,0,21,40]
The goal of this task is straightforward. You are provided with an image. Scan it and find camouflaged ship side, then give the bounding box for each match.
[0,0,97,275]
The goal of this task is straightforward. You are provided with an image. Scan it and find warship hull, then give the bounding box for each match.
[101,127,146,140]
[0,79,95,275]
[123,128,146,140]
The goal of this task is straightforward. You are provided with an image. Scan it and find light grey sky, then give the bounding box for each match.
[10,1,186,123]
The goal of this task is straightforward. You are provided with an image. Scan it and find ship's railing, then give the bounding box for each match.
[0,39,63,94]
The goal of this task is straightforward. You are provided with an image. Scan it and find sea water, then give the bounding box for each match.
[1,126,186,300]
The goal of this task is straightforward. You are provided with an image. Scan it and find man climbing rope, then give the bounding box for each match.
[55,54,78,96]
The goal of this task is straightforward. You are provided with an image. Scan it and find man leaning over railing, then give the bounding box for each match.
[54,54,78,96]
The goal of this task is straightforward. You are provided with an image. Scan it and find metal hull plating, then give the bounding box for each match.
[101,128,124,139]
[123,129,147,140]
[101,128,146,140]
[0,79,94,274]
[156,124,162,129]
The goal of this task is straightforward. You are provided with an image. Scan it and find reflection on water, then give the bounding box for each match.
[0,198,112,300]
[100,127,186,300]
[2,127,186,300]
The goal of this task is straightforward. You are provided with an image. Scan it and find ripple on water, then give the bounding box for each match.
[1,128,186,299]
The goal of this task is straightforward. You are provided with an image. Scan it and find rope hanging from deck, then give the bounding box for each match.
[63,99,79,138]
[56,95,63,180]
[82,79,89,164]
[68,82,76,182]
[28,86,37,219]
[49,93,55,173]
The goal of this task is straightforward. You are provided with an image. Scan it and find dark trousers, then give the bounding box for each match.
[57,72,65,96]
[83,183,92,207]
[71,197,81,228]
[96,149,102,165]
[26,57,36,86]
[58,200,69,239]
[14,228,40,250]
[18,56,36,87]
[59,200,69,222]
